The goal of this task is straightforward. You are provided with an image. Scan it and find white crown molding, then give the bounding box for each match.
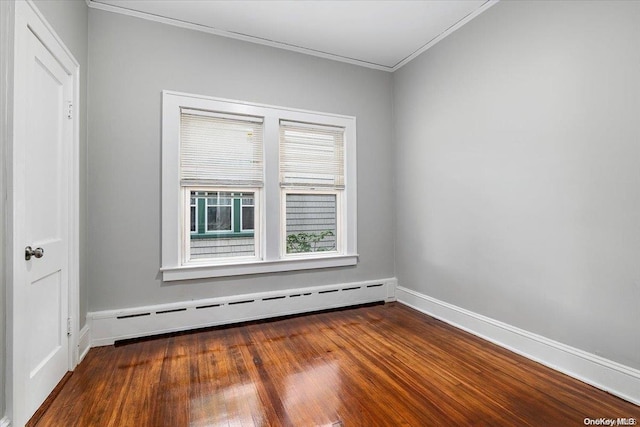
[86,0,499,73]
[391,0,499,71]
[86,0,394,72]
[396,286,640,406]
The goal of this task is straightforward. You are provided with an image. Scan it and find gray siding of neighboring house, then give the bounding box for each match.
[286,194,337,252]
[190,237,254,259]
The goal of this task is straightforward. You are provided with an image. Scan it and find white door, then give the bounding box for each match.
[12,2,78,425]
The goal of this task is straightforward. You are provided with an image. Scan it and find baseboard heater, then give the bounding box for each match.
[88,278,396,347]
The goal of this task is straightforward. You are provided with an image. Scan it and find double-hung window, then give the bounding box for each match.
[162,91,357,280]
[180,111,262,262]
[280,121,344,255]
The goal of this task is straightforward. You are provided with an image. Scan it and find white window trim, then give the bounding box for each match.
[162,90,358,281]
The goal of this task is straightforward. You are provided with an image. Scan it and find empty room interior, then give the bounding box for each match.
[1,0,639,425]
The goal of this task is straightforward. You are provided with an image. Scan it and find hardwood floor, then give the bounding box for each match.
[36,303,639,426]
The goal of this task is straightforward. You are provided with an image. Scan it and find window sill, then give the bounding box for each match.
[190,232,254,239]
[161,254,359,282]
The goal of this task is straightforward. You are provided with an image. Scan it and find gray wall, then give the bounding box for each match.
[393,0,640,370]
[32,0,89,328]
[87,9,394,310]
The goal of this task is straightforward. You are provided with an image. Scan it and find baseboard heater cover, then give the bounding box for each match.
[88,278,397,346]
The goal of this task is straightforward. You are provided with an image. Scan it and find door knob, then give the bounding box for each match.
[25,246,44,261]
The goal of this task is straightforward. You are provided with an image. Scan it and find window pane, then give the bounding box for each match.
[207,206,232,231]
[189,190,256,260]
[190,205,196,233]
[242,206,254,231]
[285,193,337,254]
[207,196,231,205]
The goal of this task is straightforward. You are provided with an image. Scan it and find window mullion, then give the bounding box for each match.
[197,197,205,234]
[263,116,281,261]
[233,197,241,233]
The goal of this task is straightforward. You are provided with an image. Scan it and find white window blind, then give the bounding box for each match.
[279,120,345,189]
[181,111,264,187]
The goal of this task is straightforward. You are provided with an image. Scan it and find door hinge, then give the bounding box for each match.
[66,101,73,120]
[67,318,72,336]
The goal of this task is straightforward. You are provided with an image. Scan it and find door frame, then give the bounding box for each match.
[6,1,80,424]
[0,0,13,422]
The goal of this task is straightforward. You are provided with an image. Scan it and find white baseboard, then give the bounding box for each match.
[0,416,11,427]
[396,286,640,406]
[77,323,91,363]
[88,278,397,347]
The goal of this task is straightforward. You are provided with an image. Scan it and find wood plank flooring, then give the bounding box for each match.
[35,303,639,426]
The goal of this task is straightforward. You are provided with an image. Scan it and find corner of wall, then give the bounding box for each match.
[78,323,91,363]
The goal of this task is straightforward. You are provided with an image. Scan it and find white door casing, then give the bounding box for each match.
[10,1,80,425]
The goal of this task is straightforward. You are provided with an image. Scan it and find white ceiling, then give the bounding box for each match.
[88,0,497,72]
